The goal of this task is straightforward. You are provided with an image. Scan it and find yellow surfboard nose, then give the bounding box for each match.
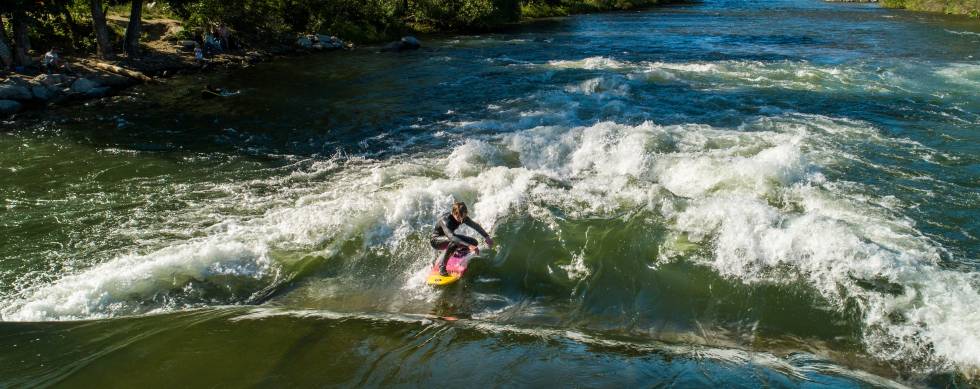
[426,273,462,286]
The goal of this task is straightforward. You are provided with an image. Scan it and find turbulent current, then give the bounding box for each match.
[1,0,979,387]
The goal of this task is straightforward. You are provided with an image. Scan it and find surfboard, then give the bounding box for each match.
[426,248,477,286]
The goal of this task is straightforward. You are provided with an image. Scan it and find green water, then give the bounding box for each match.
[2,0,979,387]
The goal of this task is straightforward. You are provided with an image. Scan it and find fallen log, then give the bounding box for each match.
[77,59,156,83]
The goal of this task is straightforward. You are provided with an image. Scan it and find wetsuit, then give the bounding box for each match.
[430,212,490,274]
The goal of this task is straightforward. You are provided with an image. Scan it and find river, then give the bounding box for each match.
[1,0,979,386]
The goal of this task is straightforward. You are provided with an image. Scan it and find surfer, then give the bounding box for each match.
[430,201,493,276]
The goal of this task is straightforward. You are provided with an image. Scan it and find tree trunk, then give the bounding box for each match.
[12,10,32,67]
[90,0,113,58]
[0,17,14,69]
[124,0,143,58]
[59,4,84,48]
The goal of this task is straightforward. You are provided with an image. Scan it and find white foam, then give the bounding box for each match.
[564,76,631,97]
[936,63,980,89]
[944,29,980,37]
[543,57,903,93]
[459,115,979,372]
[560,251,590,280]
[4,103,978,376]
[547,56,630,70]
[1,240,277,321]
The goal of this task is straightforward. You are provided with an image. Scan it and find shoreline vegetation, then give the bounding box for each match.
[825,0,980,17]
[0,0,670,118]
[879,0,979,17]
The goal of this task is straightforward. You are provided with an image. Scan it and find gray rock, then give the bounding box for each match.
[382,36,421,52]
[296,36,313,49]
[316,34,346,50]
[71,78,101,95]
[0,99,21,115]
[31,84,57,101]
[401,36,421,49]
[0,81,32,100]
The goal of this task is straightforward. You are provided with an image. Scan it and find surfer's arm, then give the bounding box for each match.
[464,217,493,245]
[439,218,466,245]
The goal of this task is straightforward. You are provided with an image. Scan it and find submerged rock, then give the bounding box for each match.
[0,99,21,115]
[402,36,421,49]
[382,36,422,52]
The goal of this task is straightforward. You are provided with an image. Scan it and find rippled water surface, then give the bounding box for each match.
[2,0,979,386]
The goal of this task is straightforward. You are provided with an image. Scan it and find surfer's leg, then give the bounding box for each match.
[431,235,457,276]
[454,234,478,247]
[438,242,459,276]
[430,236,451,267]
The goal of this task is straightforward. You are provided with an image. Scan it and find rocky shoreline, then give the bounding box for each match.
[0,33,361,119]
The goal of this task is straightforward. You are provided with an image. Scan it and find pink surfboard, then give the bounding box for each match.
[426,248,478,286]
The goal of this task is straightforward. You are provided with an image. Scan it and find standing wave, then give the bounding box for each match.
[2,112,977,376]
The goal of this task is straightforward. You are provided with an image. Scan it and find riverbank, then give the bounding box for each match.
[0,0,677,120]
[520,0,666,18]
[0,33,340,119]
[879,0,979,16]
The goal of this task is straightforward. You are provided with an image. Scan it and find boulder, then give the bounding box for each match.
[382,36,421,52]
[401,36,421,49]
[0,80,32,100]
[296,36,313,49]
[0,99,21,115]
[316,34,346,50]
[31,84,57,101]
[71,78,104,96]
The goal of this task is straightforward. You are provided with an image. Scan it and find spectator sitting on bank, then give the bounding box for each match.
[217,23,231,50]
[204,30,222,55]
[194,43,210,69]
[42,47,72,74]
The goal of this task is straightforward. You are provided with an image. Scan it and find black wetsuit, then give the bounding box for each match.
[430,212,489,273]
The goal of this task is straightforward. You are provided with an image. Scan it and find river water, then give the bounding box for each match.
[2,0,979,387]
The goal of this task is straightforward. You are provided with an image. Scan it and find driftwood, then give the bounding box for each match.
[77,59,156,83]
